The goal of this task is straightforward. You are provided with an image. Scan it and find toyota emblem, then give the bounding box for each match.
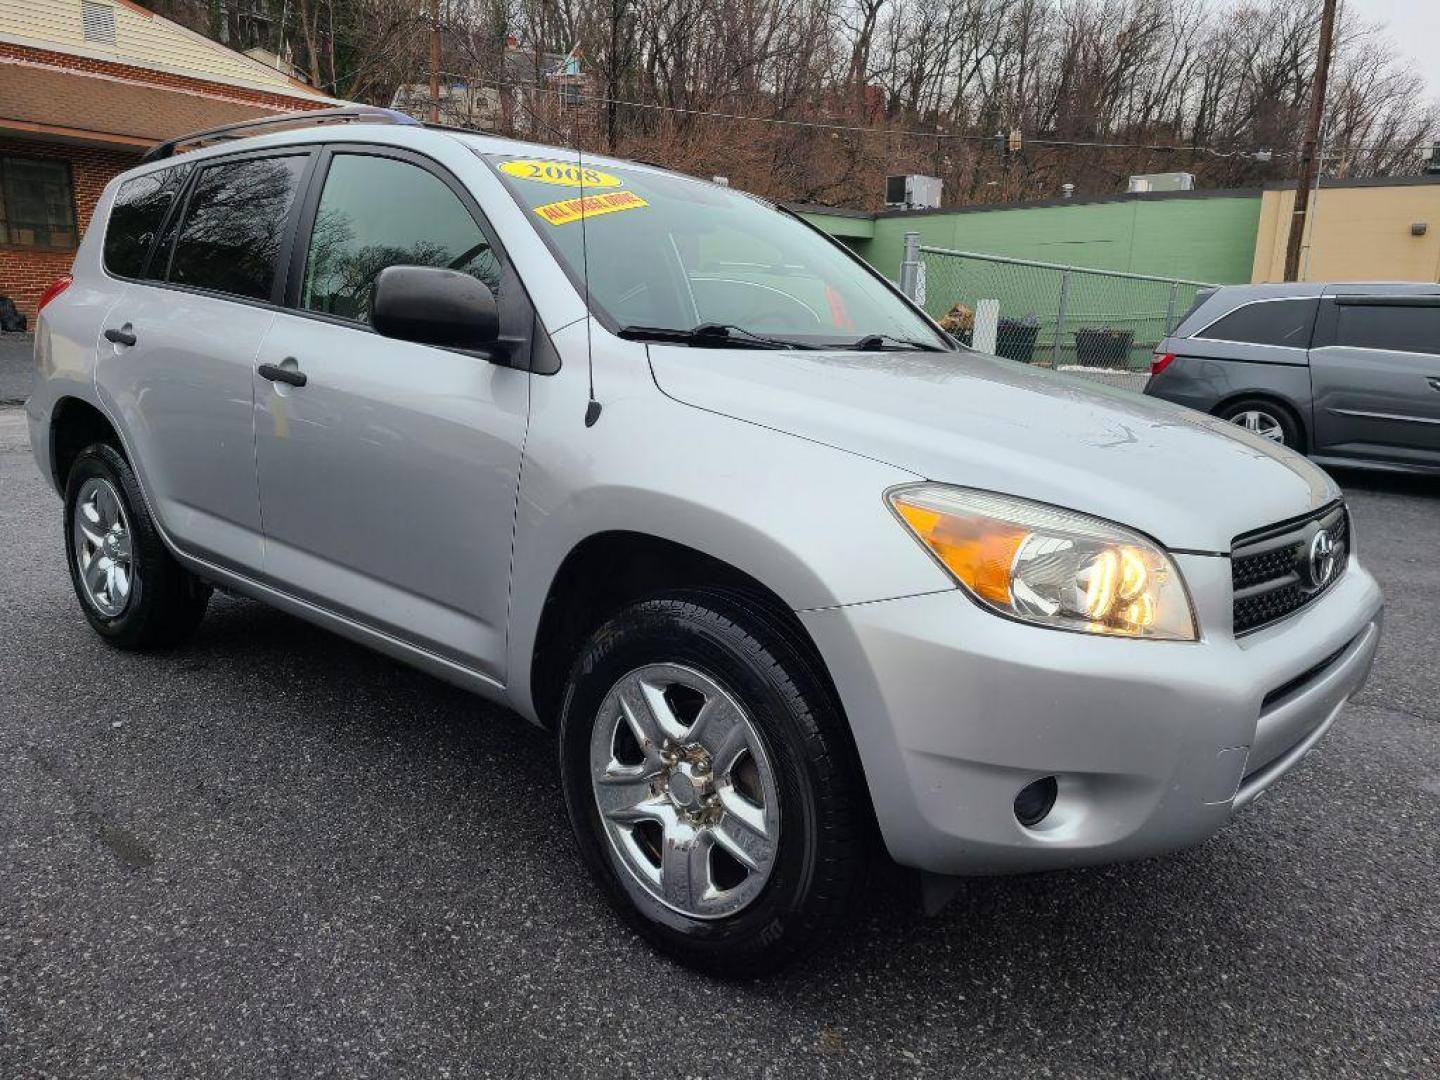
[1307,529,1337,589]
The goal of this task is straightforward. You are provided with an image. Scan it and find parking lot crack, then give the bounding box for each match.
[27,749,157,871]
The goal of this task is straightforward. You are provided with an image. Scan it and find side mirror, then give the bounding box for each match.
[371,265,500,352]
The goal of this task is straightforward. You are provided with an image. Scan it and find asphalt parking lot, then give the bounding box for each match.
[0,334,32,405]
[1,395,1438,1078]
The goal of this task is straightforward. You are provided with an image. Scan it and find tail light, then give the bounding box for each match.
[1149,351,1175,377]
[36,274,73,315]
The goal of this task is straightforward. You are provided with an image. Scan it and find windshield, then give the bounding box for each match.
[482,153,949,350]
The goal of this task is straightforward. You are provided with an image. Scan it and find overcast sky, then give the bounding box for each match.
[1340,0,1440,98]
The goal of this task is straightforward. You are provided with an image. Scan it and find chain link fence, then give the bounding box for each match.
[901,240,1216,390]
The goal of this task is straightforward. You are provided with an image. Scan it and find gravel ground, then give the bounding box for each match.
[1,407,1437,1079]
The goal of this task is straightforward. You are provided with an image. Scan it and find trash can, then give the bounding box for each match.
[1073,327,1134,367]
[995,317,1040,363]
[948,319,1038,363]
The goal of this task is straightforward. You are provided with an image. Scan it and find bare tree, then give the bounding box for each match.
[134,0,1439,208]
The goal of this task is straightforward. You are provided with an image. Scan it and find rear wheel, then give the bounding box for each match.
[557,591,868,976]
[64,444,210,649]
[1219,398,1302,450]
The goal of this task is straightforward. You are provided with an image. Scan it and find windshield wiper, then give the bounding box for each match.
[849,332,946,352]
[617,323,815,350]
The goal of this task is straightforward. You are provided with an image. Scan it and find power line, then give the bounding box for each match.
[441,73,1162,147]
[434,72,1421,163]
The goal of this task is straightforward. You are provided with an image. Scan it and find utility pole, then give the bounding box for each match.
[1283,0,1338,281]
[1300,114,1331,280]
[428,0,441,124]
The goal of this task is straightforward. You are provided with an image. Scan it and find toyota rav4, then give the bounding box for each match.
[28,108,1383,975]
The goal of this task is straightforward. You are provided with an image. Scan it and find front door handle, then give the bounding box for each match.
[103,324,136,347]
[1428,377,1440,392]
[258,361,307,388]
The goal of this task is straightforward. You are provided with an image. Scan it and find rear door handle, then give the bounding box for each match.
[1428,377,1440,392]
[103,325,136,347]
[257,361,307,388]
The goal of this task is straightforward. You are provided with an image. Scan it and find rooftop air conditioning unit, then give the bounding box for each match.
[1127,171,1196,193]
[885,174,943,210]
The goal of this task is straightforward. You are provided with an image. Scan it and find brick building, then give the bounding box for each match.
[0,0,337,320]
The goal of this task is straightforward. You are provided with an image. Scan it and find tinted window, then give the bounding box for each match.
[104,165,191,278]
[167,155,307,301]
[1197,298,1317,347]
[301,154,499,324]
[1335,303,1440,356]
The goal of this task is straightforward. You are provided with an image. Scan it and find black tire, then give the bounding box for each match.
[557,590,869,977]
[1218,397,1304,451]
[63,443,210,650]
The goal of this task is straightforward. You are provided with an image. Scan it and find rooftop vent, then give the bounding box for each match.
[1127,171,1195,193]
[82,1,117,46]
[885,174,942,210]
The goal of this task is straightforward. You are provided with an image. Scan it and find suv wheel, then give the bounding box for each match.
[64,444,211,649]
[557,591,868,976]
[1220,399,1301,449]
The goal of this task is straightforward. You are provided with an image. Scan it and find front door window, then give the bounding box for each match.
[301,153,500,325]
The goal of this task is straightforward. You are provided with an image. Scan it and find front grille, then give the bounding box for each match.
[1231,504,1348,635]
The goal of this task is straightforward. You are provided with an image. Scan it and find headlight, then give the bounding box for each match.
[888,484,1197,640]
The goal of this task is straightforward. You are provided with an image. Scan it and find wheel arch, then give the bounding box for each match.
[49,395,126,494]
[524,530,845,734]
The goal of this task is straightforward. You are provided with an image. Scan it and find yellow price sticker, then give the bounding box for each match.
[533,190,648,226]
[499,159,622,189]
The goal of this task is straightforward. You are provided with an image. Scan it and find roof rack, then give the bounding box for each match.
[422,120,500,138]
[141,106,421,163]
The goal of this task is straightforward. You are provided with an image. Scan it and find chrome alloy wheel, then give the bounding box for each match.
[1230,409,1285,442]
[589,664,780,920]
[73,477,134,617]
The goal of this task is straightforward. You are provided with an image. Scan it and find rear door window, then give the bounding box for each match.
[1196,298,1318,348]
[1334,302,1440,356]
[165,154,309,302]
[103,164,191,279]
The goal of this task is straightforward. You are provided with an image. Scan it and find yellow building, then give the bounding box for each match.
[1252,176,1440,284]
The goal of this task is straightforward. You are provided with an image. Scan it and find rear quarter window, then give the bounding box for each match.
[1195,298,1318,348]
[103,164,191,278]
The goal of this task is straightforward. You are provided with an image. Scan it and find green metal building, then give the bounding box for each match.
[791,189,1264,286]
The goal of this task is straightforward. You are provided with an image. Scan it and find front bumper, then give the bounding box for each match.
[801,553,1382,876]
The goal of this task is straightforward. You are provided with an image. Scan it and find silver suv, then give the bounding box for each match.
[28,110,1383,975]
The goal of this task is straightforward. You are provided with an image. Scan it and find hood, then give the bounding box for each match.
[647,346,1339,553]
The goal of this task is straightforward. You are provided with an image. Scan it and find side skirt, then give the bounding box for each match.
[177,549,510,704]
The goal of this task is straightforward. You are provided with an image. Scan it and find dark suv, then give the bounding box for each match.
[1145,282,1440,474]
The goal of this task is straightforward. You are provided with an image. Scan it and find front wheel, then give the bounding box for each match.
[557,592,869,976]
